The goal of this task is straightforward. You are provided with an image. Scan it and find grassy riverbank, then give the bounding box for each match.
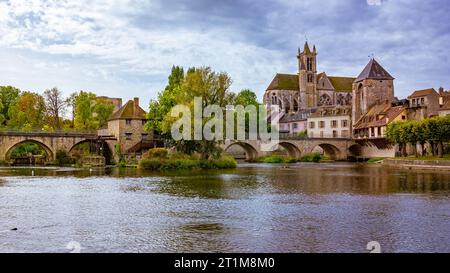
[255,153,327,163]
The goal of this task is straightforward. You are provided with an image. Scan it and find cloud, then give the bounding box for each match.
[0,0,449,104]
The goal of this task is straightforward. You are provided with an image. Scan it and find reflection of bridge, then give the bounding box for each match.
[0,131,110,161]
[222,138,362,160]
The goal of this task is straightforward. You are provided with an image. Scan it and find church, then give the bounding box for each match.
[263,42,396,138]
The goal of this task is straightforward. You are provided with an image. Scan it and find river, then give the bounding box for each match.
[0,163,449,253]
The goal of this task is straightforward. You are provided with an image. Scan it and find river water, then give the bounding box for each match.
[0,163,449,253]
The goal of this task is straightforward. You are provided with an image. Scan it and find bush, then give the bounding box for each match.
[139,158,162,170]
[257,155,297,164]
[367,157,385,164]
[301,153,322,162]
[138,154,237,170]
[142,148,168,159]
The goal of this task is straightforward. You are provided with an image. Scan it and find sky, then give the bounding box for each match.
[0,0,449,107]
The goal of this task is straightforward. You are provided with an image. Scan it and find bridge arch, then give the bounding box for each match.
[348,143,363,158]
[272,142,302,159]
[224,142,258,161]
[5,139,54,161]
[311,143,342,160]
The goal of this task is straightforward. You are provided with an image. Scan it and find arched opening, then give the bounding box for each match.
[311,143,342,161]
[69,140,114,165]
[224,142,258,161]
[5,140,53,165]
[270,142,302,159]
[348,143,363,161]
[318,94,332,106]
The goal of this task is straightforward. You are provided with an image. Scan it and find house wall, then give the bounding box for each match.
[307,115,351,138]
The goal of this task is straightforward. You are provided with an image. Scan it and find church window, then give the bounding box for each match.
[307,57,313,71]
[318,94,332,106]
[307,74,313,83]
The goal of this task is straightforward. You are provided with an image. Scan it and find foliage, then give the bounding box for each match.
[367,157,385,164]
[10,142,46,158]
[386,116,450,157]
[139,153,237,170]
[257,155,297,163]
[0,86,21,125]
[300,153,323,163]
[7,91,46,130]
[142,148,168,159]
[55,150,74,166]
[115,144,127,166]
[73,91,114,130]
[44,87,67,130]
[297,130,308,139]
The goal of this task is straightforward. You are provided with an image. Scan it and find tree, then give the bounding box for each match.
[0,86,21,126]
[94,97,115,128]
[44,87,67,130]
[386,122,405,156]
[66,92,78,128]
[7,91,46,130]
[145,66,184,136]
[162,67,234,159]
[74,91,97,130]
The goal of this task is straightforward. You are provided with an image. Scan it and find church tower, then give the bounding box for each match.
[298,42,317,108]
[352,58,395,125]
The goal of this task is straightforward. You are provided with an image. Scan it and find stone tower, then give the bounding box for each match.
[298,42,317,108]
[352,58,395,125]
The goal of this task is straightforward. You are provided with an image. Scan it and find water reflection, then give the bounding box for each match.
[0,163,449,252]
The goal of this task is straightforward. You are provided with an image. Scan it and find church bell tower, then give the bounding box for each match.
[298,42,317,108]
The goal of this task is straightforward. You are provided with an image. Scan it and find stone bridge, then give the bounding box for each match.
[0,131,100,161]
[222,138,361,161]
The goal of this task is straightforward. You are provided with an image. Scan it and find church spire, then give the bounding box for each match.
[303,41,311,54]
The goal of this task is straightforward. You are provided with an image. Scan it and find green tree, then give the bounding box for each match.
[94,97,115,128]
[0,86,21,126]
[145,66,184,136]
[7,91,46,130]
[74,91,97,130]
[386,121,406,157]
[412,120,427,156]
[161,67,234,159]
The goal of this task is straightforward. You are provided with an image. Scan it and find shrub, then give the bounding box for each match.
[142,148,168,159]
[54,150,74,166]
[257,155,297,164]
[210,155,237,169]
[301,153,322,162]
[139,158,162,170]
[367,157,385,164]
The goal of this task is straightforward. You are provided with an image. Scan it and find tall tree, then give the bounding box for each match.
[0,86,21,126]
[66,92,78,128]
[74,91,97,130]
[7,91,46,130]
[44,87,67,130]
[94,97,115,128]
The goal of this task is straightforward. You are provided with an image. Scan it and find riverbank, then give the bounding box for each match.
[383,158,450,171]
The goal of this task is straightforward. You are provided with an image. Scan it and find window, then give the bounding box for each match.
[142,133,149,140]
[421,98,425,104]
[371,128,375,137]
[377,127,382,136]
[341,120,348,127]
[126,119,132,125]
[142,120,146,125]
[402,115,406,120]
[320,131,324,138]
[412,99,416,105]
[293,123,298,129]
[319,121,325,128]
[307,74,313,83]
[309,122,315,129]
[307,57,313,71]
[331,120,338,128]
[333,130,338,138]
[125,133,132,140]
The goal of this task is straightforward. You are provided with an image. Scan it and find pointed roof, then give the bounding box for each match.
[408,88,438,98]
[355,59,394,82]
[108,99,147,121]
[266,73,299,91]
[303,41,311,54]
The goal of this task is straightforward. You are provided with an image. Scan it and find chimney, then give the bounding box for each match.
[134,97,139,113]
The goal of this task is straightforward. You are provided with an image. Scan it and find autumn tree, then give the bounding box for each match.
[44,87,67,130]
[7,91,46,130]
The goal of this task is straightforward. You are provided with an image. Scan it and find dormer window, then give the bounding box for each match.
[126,119,132,125]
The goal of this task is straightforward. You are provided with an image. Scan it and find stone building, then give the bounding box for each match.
[352,58,395,126]
[438,88,450,117]
[98,97,151,158]
[307,106,351,138]
[407,88,440,120]
[263,42,355,135]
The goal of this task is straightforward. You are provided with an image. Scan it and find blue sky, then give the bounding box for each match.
[0,0,449,106]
